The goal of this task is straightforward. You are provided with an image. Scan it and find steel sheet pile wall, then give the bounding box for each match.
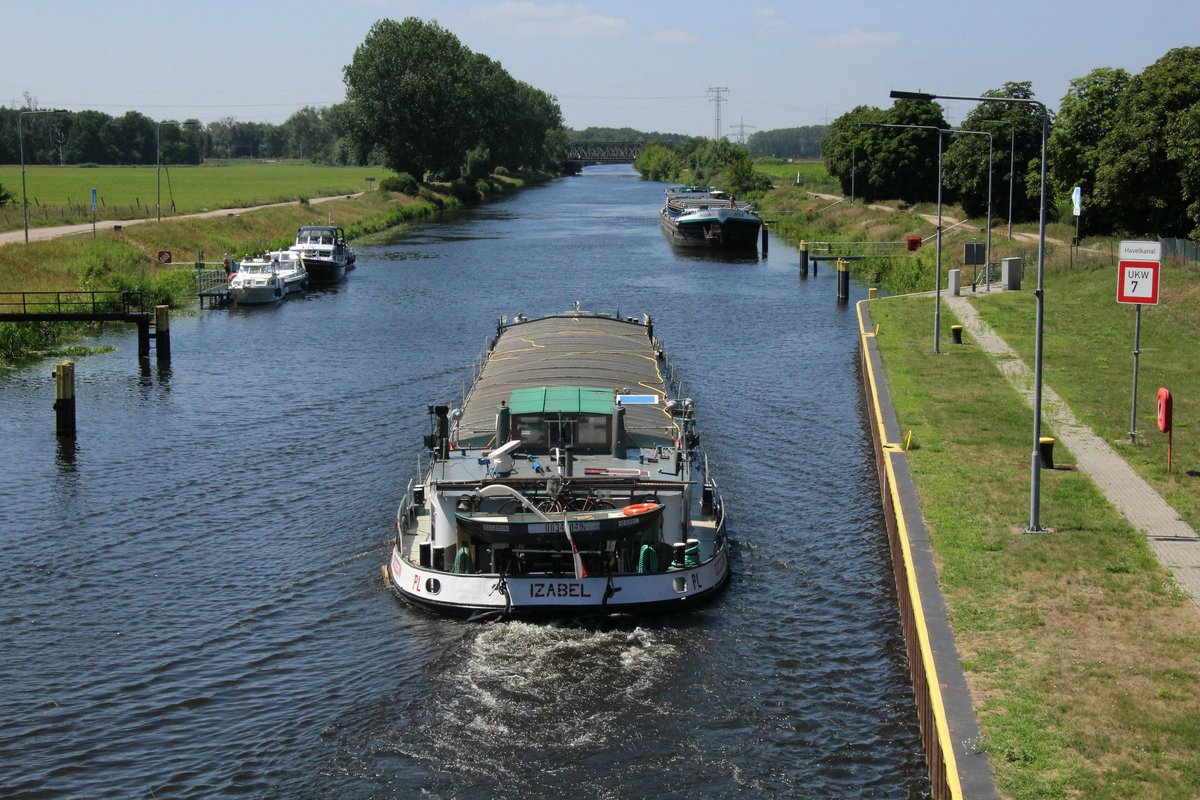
[856,300,998,800]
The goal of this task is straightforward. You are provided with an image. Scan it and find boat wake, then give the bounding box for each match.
[403,622,678,785]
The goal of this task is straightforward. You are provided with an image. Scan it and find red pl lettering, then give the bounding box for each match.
[412,573,421,592]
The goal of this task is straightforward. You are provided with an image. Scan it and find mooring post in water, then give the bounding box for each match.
[799,239,808,278]
[137,318,150,360]
[760,223,768,254]
[836,258,849,304]
[54,360,76,438]
[154,305,171,365]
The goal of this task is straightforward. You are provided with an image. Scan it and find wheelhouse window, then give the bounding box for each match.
[576,414,610,447]
[510,413,611,453]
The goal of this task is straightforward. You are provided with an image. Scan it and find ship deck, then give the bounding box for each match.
[454,312,677,450]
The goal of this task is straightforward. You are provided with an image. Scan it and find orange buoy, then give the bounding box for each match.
[622,502,659,516]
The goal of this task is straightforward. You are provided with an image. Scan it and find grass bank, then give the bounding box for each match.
[752,158,1118,296]
[869,274,1200,797]
[0,161,382,230]
[762,160,1200,795]
[0,171,543,368]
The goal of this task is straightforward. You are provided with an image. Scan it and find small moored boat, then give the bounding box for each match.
[237,250,308,294]
[290,225,355,284]
[229,260,286,305]
[384,306,730,620]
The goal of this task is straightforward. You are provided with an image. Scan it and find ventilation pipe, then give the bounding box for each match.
[496,401,510,445]
[612,406,627,459]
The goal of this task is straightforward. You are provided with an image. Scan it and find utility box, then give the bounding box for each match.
[948,268,962,296]
[1002,257,1022,290]
[907,235,922,251]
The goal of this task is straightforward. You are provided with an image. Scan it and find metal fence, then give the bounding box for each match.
[1160,237,1200,263]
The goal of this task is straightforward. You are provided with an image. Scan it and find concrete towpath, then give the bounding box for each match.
[945,292,1200,609]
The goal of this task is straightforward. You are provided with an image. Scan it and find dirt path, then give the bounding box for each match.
[0,193,361,246]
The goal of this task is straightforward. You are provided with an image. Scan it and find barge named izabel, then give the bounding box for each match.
[384,306,730,620]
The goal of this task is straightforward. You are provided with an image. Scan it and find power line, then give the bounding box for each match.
[707,86,728,140]
[729,117,756,145]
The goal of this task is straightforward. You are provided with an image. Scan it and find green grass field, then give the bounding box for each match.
[753,158,840,193]
[871,287,1200,799]
[0,161,385,230]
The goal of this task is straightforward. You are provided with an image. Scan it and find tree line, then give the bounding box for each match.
[746,125,827,159]
[1,16,566,193]
[821,46,1200,239]
[633,138,772,199]
[0,104,352,167]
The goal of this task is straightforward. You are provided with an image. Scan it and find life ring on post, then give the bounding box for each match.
[623,502,659,516]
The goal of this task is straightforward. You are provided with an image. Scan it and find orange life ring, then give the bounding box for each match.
[623,502,659,516]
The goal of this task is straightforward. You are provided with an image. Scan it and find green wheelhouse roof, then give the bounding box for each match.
[508,386,614,416]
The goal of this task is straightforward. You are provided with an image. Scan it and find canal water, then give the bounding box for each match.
[0,165,929,798]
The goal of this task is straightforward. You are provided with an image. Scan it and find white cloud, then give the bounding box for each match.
[467,2,631,37]
[649,29,700,45]
[815,28,901,49]
[754,7,776,17]
[763,19,793,35]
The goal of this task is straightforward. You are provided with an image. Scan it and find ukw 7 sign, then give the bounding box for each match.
[1117,240,1161,305]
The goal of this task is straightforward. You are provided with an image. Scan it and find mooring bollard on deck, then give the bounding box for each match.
[836,258,849,304]
[155,305,171,365]
[799,239,809,278]
[54,360,76,438]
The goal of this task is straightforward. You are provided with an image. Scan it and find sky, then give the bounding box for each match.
[8,1,1200,138]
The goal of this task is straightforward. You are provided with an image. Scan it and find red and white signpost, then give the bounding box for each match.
[1118,240,1162,441]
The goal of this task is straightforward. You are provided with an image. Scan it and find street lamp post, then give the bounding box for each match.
[851,144,856,202]
[862,121,948,353]
[961,128,995,287]
[1007,126,1015,240]
[892,89,1050,532]
[157,122,162,222]
[979,120,1017,240]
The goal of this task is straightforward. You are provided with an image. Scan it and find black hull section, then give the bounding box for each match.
[302,259,346,285]
[659,215,761,250]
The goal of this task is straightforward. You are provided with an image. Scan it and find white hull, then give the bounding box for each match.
[387,545,729,619]
[230,283,284,304]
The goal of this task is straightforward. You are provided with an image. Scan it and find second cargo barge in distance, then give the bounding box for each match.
[659,186,762,250]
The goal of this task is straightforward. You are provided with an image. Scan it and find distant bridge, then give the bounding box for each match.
[564,141,643,164]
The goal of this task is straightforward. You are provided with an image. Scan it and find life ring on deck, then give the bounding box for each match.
[623,502,659,516]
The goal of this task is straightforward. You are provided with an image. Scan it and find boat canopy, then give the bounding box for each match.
[507,386,614,454]
[296,225,340,245]
[508,386,613,416]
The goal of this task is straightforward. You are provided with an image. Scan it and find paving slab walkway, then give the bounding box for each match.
[945,292,1200,609]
